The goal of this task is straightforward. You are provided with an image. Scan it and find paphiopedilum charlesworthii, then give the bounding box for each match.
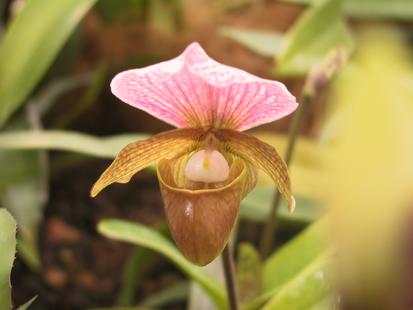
[91,43,298,266]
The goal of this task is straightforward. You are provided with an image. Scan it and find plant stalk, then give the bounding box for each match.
[259,94,312,258]
[222,243,239,310]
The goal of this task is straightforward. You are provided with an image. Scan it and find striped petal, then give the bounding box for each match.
[217,129,295,212]
[111,42,298,131]
[91,128,203,197]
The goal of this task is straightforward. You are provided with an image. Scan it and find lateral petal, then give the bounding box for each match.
[218,129,295,212]
[91,128,202,197]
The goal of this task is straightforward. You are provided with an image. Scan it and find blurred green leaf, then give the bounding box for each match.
[280,0,413,20]
[0,130,148,158]
[0,0,96,127]
[0,150,41,189]
[262,219,326,292]
[237,243,261,304]
[279,0,312,3]
[54,65,107,128]
[219,26,283,57]
[17,236,41,271]
[33,73,94,117]
[262,254,330,310]
[0,209,17,310]
[243,219,331,309]
[149,0,181,32]
[0,72,96,271]
[98,219,226,310]
[141,281,189,307]
[117,246,159,306]
[1,179,44,270]
[117,224,169,306]
[344,0,413,19]
[16,296,37,310]
[276,0,353,76]
[219,0,353,76]
[91,307,151,310]
[96,0,147,23]
[321,26,413,308]
[240,186,319,224]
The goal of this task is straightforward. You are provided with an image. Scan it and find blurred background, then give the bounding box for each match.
[0,0,413,309]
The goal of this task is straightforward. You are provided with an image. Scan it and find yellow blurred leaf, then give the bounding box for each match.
[322,25,413,308]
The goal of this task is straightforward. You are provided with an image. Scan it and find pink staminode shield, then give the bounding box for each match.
[111,42,298,131]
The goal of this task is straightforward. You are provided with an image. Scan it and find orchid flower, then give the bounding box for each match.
[91,43,298,266]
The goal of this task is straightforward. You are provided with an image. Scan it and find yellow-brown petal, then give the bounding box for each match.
[157,157,256,266]
[91,128,203,197]
[217,129,295,212]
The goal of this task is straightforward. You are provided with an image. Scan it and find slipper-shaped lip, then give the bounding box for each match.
[157,156,247,195]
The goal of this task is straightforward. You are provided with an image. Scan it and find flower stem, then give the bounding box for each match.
[222,243,239,310]
[259,94,312,258]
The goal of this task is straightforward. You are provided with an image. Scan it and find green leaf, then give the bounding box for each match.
[237,243,261,304]
[243,219,329,309]
[240,186,319,224]
[219,0,354,76]
[117,224,169,306]
[262,219,326,292]
[280,0,413,20]
[276,0,354,76]
[53,65,107,128]
[344,0,413,19]
[262,254,330,310]
[1,179,44,270]
[98,220,226,310]
[96,0,148,23]
[0,209,17,310]
[90,307,151,310]
[16,296,37,310]
[0,150,41,190]
[0,0,96,127]
[0,130,148,158]
[320,26,413,307]
[149,0,181,33]
[17,236,41,271]
[0,131,147,271]
[218,26,283,57]
[117,246,159,306]
[141,281,189,307]
[280,0,311,3]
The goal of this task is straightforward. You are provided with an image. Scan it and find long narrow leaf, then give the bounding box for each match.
[262,219,326,292]
[219,26,284,57]
[0,130,147,158]
[280,0,413,20]
[98,219,226,309]
[0,0,96,126]
[276,0,353,76]
[262,254,330,310]
[0,209,17,310]
[241,220,329,309]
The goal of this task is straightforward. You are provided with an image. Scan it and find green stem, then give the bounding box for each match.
[222,243,239,310]
[259,94,313,258]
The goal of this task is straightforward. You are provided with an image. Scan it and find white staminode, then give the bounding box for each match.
[184,149,230,183]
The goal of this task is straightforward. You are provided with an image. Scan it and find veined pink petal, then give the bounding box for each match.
[111,42,298,131]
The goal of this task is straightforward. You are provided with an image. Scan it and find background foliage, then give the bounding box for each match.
[1,0,413,309]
